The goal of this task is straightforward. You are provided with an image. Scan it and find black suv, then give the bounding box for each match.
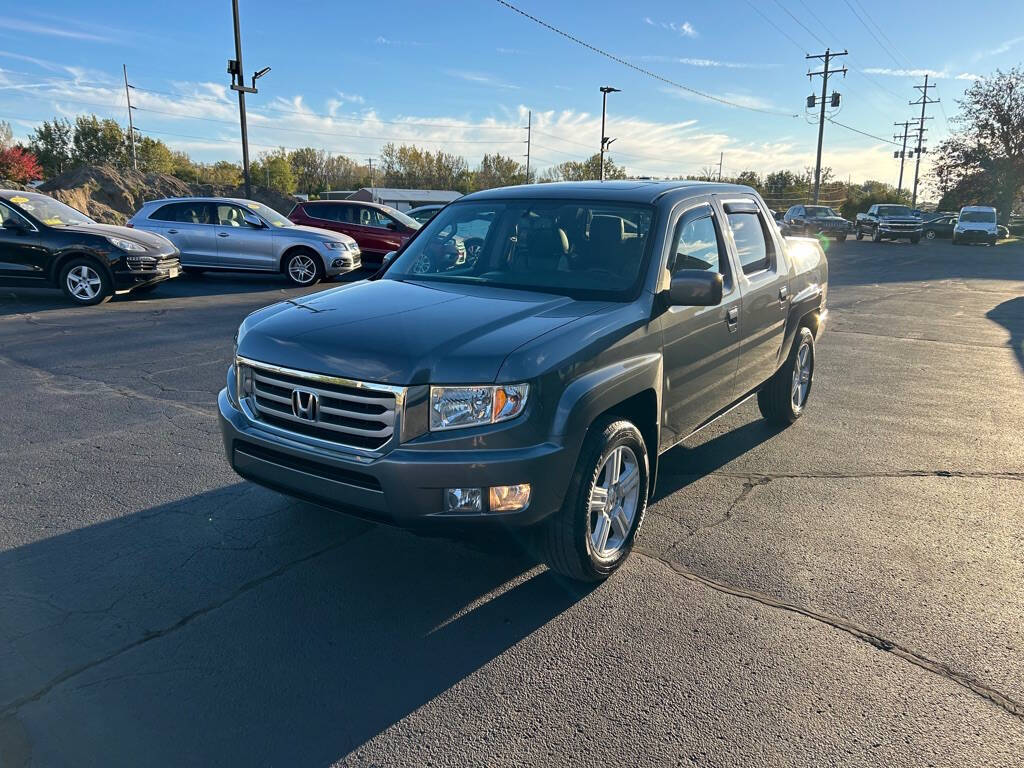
[0,190,180,306]
[220,181,828,581]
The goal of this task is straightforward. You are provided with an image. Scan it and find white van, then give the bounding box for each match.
[953,205,998,245]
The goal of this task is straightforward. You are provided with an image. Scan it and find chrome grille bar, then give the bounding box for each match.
[238,356,404,453]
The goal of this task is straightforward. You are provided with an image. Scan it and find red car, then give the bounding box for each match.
[287,200,421,267]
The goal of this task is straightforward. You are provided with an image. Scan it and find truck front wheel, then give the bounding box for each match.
[758,327,815,426]
[536,417,649,582]
[871,229,882,243]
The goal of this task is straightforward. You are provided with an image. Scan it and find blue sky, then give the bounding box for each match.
[1,0,1022,190]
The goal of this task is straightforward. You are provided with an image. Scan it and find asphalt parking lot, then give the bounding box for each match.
[1,238,1023,767]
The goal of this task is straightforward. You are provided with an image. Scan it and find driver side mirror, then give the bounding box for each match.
[381,250,397,267]
[668,270,723,307]
[242,212,265,228]
[3,218,27,231]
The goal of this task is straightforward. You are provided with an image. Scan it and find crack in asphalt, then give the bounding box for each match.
[0,530,370,719]
[829,327,1015,351]
[645,554,1024,723]
[686,476,772,537]
[659,469,1024,482]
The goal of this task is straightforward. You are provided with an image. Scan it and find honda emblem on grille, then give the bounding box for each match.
[291,389,319,421]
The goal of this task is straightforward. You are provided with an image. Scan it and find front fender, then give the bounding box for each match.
[550,352,662,443]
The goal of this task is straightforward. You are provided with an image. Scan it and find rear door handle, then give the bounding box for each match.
[167,229,178,234]
[726,307,739,332]
[217,232,230,238]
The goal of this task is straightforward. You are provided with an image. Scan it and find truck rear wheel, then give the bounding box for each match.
[758,327,815,426]
[535,417,649,582]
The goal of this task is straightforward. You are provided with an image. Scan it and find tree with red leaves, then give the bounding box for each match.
[0,146,43,184]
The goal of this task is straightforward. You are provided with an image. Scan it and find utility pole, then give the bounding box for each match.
[227,0,271,199]
[524,109,532,184]
[909,74,938,208]
[367,157,374,198]
[717,152,723,182]
[122,64,137,171]
[893,120,912,197]
[599,86,620,182]
[806,48,847,204]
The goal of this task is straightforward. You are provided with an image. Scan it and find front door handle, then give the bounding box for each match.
[726,306,739,333]
[167,229,179,234]
[779,286,789,303]
[217,232,230,238]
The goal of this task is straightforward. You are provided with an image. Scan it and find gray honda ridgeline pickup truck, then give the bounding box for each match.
[219,181,828,581]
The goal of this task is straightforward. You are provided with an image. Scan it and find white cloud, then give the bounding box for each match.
[974,34,1024,59]
[644,18,698,37]
[445,69,520,90]
[864,67,984,81]
[0,18,112,43]
[640,54,766,69]
[374,36,424,47]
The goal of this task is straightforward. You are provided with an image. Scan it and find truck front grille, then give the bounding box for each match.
[240,358,402,453]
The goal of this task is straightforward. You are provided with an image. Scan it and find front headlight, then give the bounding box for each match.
[324,241,349,251]
[106,236,147,252]
[430,384,529,431]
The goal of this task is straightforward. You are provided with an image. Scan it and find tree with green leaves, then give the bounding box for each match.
[475,153,526,190]
[135,136,175,174]
[71,116,128,167]
[933,68,1024,219]
[251,149,295,195]
[541,153,626,182]
[29,118,74,177]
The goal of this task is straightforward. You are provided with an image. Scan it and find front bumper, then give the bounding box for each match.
[878,225,922,239]
[113,255,181,292]
[954,229,996,243]
[322,248,362,277]
[218,387,575,528]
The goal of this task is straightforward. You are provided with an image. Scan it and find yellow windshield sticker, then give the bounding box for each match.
[43,218,63,226]
[246,202,261,209]
[9,196,29,204]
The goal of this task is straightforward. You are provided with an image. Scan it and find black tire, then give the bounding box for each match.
[910,235,921,244]
[837,234,847,242]
[952,235,960,245]
[282,249,324,287]
[59,257,113,306]
[925,230,936,240]
[855,226,863,240]
[535,417,649,582]
[871,228,882,243]
[757,326,815,427]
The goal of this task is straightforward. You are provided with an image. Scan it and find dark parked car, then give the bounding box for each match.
[855,204,923,243]
[406,204,445,224]
[288,200,423,267]
[923,215,957,240]
[220,181,828,581]
[0,190,180,306]
[782,205,852,240]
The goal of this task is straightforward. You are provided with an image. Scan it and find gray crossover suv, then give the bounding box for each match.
[219,181,828,581]
[128,197,361,286]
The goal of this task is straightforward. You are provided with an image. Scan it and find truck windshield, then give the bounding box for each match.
[805,206,838,218]
[877,205,913,217]
[386,199,655,300]
[960,210,996,223]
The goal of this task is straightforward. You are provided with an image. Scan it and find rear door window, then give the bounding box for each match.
[304,204,341,223]
[724,204,773,275]
[152,202,212,224]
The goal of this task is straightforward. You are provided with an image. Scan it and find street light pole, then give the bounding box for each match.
[599,86,620,182]
[228,0,270,199]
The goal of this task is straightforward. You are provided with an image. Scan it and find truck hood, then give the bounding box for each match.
[237,278,611,385]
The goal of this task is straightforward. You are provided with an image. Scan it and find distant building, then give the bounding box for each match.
[346,187,462,211]
[321,190,357,200]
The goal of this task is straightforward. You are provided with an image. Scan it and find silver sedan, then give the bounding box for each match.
[128,197,361,286]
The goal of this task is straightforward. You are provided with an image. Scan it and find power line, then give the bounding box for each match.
[772,0,827,47]
[743,0,806,53]
[494,0,799,116]
[826,117,900,145]
[842,0,903,68]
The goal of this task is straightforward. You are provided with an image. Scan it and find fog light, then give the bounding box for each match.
[489,484,531,513]
[445,487,482,513]
[332,258,345,268]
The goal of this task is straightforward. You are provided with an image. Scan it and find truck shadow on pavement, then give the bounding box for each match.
[0,485,593,766]
[987,296,1024,373]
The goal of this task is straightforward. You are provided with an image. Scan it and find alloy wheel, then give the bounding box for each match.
[791,341,812,411]
[588,445,641,558]
[288,254,318,285]
[66,265,102,301]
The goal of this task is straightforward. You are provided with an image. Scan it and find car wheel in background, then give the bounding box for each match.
[535,417,649,582]
[910,235,921,244]
[60,258,113,306]
[837,234,847,242]
[758,326,815,426]
[871,228,882,242]
[855,227,863,240]
[283,250,323,287]
[925,230,936,240]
